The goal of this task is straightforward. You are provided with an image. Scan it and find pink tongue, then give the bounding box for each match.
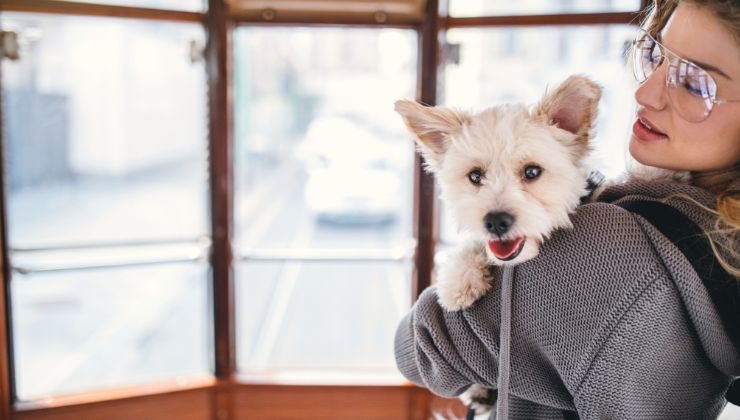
[487,238,522,259]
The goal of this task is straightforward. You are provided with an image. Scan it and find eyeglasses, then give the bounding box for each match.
[632,29,740,122]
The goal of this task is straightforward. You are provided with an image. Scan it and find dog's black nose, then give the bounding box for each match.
[484,212,514,236]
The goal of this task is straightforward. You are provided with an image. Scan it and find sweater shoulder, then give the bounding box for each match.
[539,201,663,265]
[519,200,670,303]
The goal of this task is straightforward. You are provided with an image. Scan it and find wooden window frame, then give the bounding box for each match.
[0,0,648,418]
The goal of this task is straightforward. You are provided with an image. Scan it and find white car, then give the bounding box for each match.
[301,117,403,224]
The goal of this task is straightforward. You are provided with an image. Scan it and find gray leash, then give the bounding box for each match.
[496,266,514,420]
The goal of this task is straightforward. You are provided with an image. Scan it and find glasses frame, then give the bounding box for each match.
[632,29,740,122]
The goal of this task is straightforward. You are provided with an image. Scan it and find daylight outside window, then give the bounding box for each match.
[232,27,417,377]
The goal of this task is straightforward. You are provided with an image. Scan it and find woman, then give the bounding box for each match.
[394,0,739,419]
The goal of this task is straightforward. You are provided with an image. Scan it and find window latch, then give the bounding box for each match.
[190,39,205,64]
[1,31,20,60]
[442,41,460,66]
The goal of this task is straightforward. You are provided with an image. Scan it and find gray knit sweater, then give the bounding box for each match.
[394,181,739,419]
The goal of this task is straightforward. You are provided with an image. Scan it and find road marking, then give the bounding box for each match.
[246,215,315,370]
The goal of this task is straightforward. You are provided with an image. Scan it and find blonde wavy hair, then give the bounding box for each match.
[640,0,740,277]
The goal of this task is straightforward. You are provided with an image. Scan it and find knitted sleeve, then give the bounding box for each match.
[394,287,491,397]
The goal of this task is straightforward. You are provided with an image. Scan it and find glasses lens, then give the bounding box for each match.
[666,60,716,122]
[633,31,660,83]
[633,29,717,122]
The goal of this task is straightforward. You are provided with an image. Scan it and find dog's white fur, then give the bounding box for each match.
[396,75,601,311]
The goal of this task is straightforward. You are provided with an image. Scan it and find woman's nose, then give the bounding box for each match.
[635,62,668,111]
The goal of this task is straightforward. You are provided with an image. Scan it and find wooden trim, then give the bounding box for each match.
[411,0,440,301]
[0,55,13,420]
[228,10,419,27]
[0,0,204,23]
[232,383,430,419]
[0,262,11,420]
[211,381,234,420]
[408,385,432,420]
[13,384,213,420]
[444,11,642,28]
[225,0,423,26]
[11,382,434,420]
[13,377,215,412]
[206,0,236,387]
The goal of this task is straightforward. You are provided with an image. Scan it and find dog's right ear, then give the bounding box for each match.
[394,100,469,170]
[534,75,601,156]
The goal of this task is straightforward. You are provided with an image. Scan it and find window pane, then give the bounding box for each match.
[233,27,417,375]
[1,13,212,400]
[441,25,637,242]
[46,0,205,12]
[12,263,211,400]
[236,261,411,373]
[1,14,209,247]
[449,0,641,17]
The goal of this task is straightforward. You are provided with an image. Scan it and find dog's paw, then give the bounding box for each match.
[435,241,492,311]
[459,384,497,416]
[436,274,491,311]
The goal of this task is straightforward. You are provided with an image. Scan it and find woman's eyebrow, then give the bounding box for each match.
[691,58,732,80]
[657,34,733,80]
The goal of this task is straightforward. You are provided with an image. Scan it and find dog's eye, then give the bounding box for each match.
[523,165,542,180]
[468,169,483,185]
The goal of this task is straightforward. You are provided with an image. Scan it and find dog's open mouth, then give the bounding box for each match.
[487,237,526,261]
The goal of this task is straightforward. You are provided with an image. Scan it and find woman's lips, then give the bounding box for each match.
[632,117,668,142]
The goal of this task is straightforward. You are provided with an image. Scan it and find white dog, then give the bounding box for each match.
[396,75,602,312]
[395,75,689,417]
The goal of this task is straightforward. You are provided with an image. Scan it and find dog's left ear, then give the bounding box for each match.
[394,99,470,171]
[535,75,602,153]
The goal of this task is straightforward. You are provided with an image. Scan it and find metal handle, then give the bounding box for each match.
[236,245,415,263]
[1,31,20,60]
[12,255,208,275]
[10,237,211,275]
[236,238,416,262]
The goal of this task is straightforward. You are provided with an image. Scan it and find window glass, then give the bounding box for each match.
[1,13,209,246]
[233,27,417,375]
[12,264,210,401]
[237,261,411,372]
[440,25,637,242]
[1,13,211,399]
[449,0,641,17]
